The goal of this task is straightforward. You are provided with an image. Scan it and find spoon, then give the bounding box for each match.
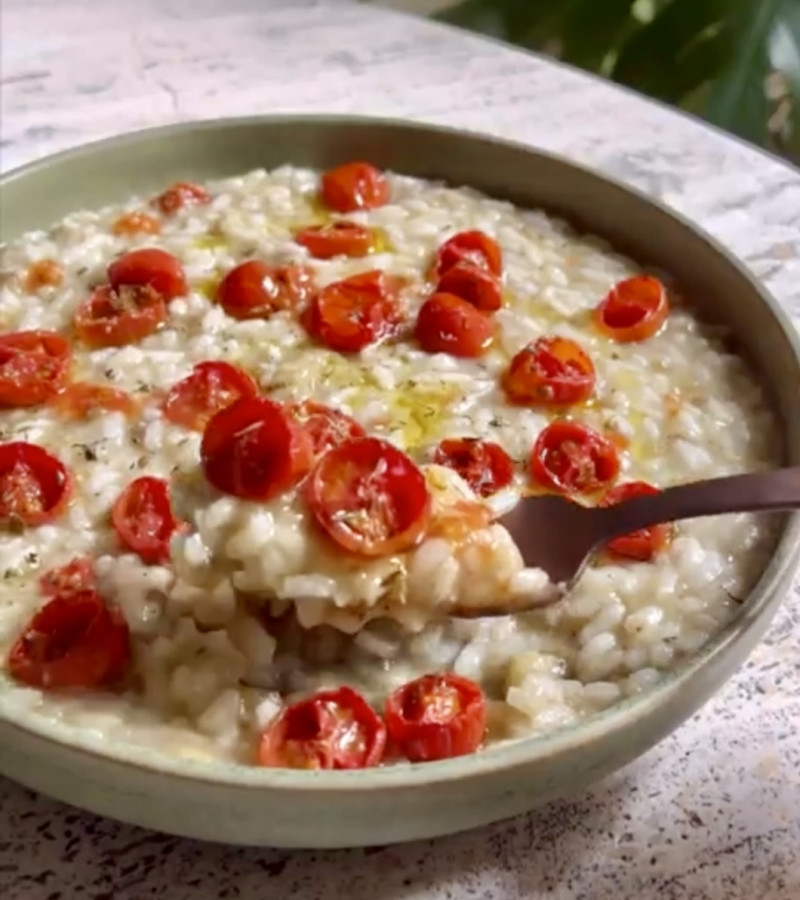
[451,467,800,618]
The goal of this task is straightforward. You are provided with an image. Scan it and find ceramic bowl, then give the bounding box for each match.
[1,116,799,848]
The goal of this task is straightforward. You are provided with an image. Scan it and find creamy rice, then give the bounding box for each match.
[0,166,779,763]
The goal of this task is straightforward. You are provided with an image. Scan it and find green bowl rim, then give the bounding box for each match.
[1,113,799,792]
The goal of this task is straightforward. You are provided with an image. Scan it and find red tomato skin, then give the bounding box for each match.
[306,436,431,557]
[0,442,73,526]
[594,275,670,343]
[50,382,139,420]
[436,261,502,312]
[385,673,487,763]
[306,269,400,353]
[504,336,596,407]
[295,222,373,259]
[530,420,620,496]
[286,400,366,457]
[415,293,494,358]
[163,361,259,432]
[321,162,390,213]
[216,261,314,320]
[201,396,313,502]
[74,284,167,348]
[111,476,184,565]
[108,248,188,301]
[154,182,211,215]
[434,231,502,279]
[0,331,71,408]
[39,557,97,598]
[7,590,130,690]
[433,438,515,498]
[601,481,672,561]
[257,686,387,770]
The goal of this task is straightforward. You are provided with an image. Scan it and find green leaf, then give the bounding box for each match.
[612,0,729,92]
[704,0,782,145]
[433,0,509,37]
[559,0,638,71]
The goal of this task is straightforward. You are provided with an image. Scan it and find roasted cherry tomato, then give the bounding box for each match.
[320,161,390,213]
[0,331,71,408]
[305,269,401,353]
[306,436,430,557]
[74,284,166,348]
[201,396,313,502]
[216,261,314,320]
[286,400,366,457]
[163,361,259,432]
[594,275,669,343]
[433,437,514,498]
[530,420,620,496]
[415,293,494,358]
[433,230,502,279]
[436,261,502,312]
[50,382,139,420]
[39,557,97,598]
[24,259,64,292]
[108,248,187,301]
[0,442,72,527]
[257,686,387,770]
[385,673,487,762]
[154,181,211,215]
[111,476,185,565]
[504,336,596,407]
[600,481,672,561]
[7,590,129,689]
[111,211,161,236]
[295,222,373,259]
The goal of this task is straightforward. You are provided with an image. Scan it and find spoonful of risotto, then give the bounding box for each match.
[454,465,800,618]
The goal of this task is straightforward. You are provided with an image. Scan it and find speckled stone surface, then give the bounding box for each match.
[1,0,800,896]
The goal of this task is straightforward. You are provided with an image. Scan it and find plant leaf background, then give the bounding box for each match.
[374,0,800,161]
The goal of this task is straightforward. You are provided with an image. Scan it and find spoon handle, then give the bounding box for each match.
[597,466,800,540]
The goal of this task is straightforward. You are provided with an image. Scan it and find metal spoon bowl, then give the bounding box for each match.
[451,467,800,617]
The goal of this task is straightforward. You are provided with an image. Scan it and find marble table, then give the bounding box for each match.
[2,0,800,896]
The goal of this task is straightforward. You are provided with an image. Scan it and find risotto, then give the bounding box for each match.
[0,161,779,768]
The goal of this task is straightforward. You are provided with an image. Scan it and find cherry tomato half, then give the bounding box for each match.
[530,420,620,496]
[286,400,366,457]
[305,269,401,353]
[433,230,502,279]
[24,259,64,292]
[73,284,167,348]
[320,162,389,213]
[436,260,502,312]
[163,361,259,432]
[0,331,71,408]
[600,481,672,561]
[306,436,430,557]
[7,590,130,689]
[201,396,313,502]
[295,222,374,259]
[108,248,187,301]
[433,438,514,498]
[0,442,72,527]
[504,336,596,407]
[594,275,669,343]
[216,261,315,320]
[111,476,185,565]
[50,382,139,420]
[257,686,387,770]
[111,211,161,236]
[415,293,494,358]
[39,557,97,598]
[154,181,211,215]
[385,673,487,763]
